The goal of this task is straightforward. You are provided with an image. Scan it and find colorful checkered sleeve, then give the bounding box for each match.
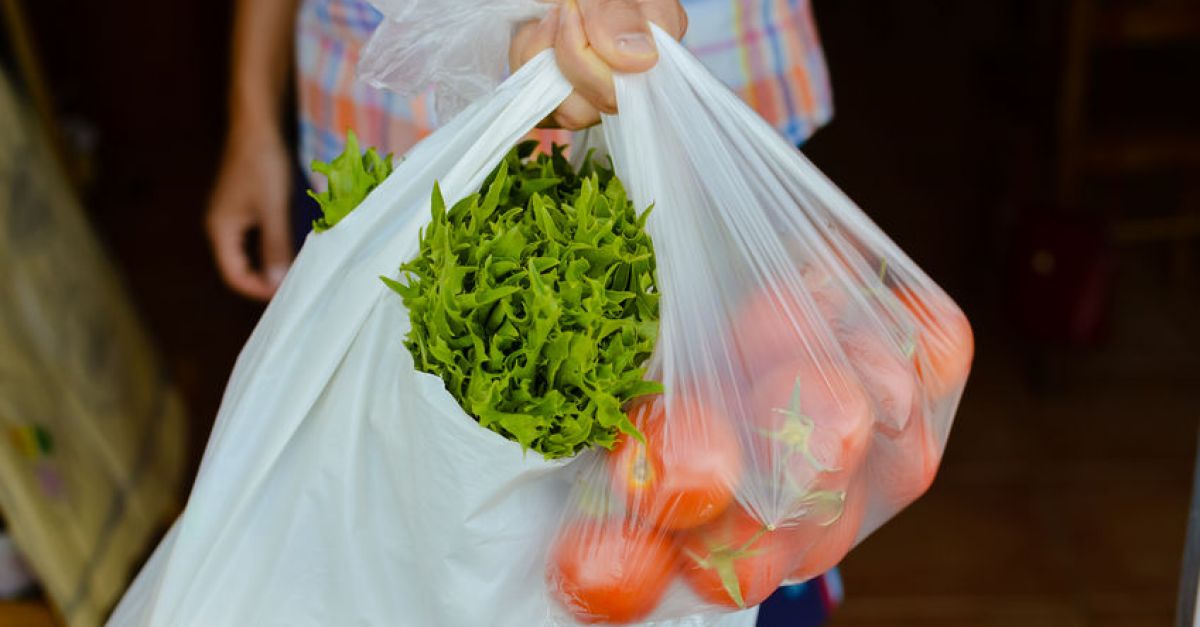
[296,0,832,180]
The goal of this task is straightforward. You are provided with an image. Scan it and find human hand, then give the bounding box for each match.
[509,0,687,130]
[205,128,293,302]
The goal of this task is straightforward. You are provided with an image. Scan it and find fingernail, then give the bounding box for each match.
[615,33,655,56]
[267,264,288,287]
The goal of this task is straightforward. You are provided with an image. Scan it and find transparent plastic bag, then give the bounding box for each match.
[541,27,973,624]
[358,0,548,123]
[108,23,970,627]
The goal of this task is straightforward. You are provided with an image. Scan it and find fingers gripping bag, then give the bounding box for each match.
[108,18,971,627]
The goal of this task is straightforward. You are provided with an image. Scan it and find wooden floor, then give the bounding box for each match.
[0,601,56,627]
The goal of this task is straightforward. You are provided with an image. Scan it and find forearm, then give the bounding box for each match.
[227,0,300,138]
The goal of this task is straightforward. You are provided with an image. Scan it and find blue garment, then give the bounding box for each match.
[758,571,843,627]
[291,163,323,249]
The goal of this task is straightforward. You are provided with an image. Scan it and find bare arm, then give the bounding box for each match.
[228,0,299,139]
[207,0,301,302]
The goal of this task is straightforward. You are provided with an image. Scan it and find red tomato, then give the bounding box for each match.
[787,473,868,583]
[678,506,797,609]
[610,395,743,530]
[861,395,941,518]
[547,521,677,624]
[749,359,873,501]
[836,326,918,434]
[732,267,849,372]
[892,287,973,400]
[798,263,851,319]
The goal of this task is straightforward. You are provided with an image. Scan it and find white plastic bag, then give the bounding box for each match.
[357,0,549,123]
[107,48,752,627]
[110,25,970,627]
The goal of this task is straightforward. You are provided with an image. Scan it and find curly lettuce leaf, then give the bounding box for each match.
[390,142,661,460]
[308,131,394,232]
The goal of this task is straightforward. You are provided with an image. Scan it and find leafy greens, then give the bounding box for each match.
[308,131,394,232]
[386,141,661,459]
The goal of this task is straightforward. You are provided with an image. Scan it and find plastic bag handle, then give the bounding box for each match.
[359,0,551,123]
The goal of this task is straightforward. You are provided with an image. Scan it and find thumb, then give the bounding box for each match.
[577,0,658,73]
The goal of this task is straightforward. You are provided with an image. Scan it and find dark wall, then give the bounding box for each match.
[805,0,1062,304]
[23,0,257,479]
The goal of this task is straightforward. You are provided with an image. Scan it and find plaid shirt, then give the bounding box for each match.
[296,0,833,180]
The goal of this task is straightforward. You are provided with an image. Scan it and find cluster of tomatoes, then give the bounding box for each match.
[546,266,974,625]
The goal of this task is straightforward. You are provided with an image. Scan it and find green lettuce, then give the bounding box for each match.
[308,131,394,232]
[387,141,661,460]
